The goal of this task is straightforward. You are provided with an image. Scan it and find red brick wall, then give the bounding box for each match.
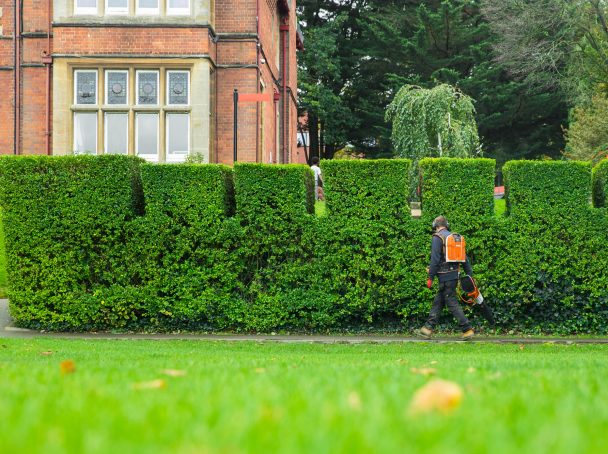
[216,0,257,33]
[1,0,299,161]
[0,0,52,155]
[54,27,210,55]
[21,67,48,154]
[0,71,14,154]
[1,0,15,154]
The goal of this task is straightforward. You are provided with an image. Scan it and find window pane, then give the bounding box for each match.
[106,71,128,105]
[77,0,97,8]
[105,113,128,154]
[74,112,97,154]
[168,0,189,9]
[137,71,158,105]
[168,71,189,105]
[138,0,158,8]
[167,113,189,161]
[136,113,158,161]
[107,0,127,8]
[75,71,97,105]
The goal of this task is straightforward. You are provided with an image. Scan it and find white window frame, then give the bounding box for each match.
[136,0,159,15]
[167,0,190,16]
[136,70,160,106]
[104,112,129,155]
[105,70,129,105]
[74,0,98,15]
[106,0,129,15]
[166,70,190,106]
[74,70,98,105]
[73,112,98,155]
[166,113,190,162]
[135,112,160,162]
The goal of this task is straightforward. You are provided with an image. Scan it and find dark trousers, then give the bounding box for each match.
[425,279,472,332]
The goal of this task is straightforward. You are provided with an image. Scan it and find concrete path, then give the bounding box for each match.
[2,299,608,344]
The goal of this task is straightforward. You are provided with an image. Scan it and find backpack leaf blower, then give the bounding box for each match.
[458,275,495,326]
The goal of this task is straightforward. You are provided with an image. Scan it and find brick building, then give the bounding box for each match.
[0,0,303,164]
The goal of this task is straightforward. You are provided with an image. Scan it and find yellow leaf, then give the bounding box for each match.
[347,391,362,412]
[409,379,463,415]
[133,379,167,390]
[161,369,187,377]
[410,367,437,376]
[40,351,54,356]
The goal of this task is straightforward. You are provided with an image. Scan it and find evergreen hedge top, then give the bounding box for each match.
[503,160,592,218]
[419,158,495,229]
[141,164,234,222]
[592,159,608,208]
[321,159,411,221]
[234,163,314,222]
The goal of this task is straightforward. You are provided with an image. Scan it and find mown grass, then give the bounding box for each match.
[1,339,607,454]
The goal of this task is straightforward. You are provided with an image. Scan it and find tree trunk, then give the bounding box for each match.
[309,110,319,162]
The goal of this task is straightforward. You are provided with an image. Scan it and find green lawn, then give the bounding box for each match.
[1,339,607,453]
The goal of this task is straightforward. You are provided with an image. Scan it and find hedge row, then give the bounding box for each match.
[592,159,608,208]
[1,156,608,334]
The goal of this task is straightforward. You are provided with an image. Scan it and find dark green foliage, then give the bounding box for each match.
[503,160,592,218]
[297,0,569,162]
[321,159,410,220]
[0,155,143,329]
[420,158,495,229]
[592,159,608,208]
[1,156,608,335]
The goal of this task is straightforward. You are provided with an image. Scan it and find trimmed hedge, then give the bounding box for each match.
[592,159,608,208]
[321,159,411,220]
[419,158,495,229]
[0,155,143,329]
[503,160,592,218]
[1,156,608,334]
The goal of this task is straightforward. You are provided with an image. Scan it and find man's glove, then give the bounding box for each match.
[427,278,433,289]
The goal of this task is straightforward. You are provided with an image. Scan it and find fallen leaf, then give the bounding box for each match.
[60,360,76,375]
[410,367,437,376]
[255,368,266,374]
[430,361,438,365]
[40,351,54,356]
[133,379,167,390]
[519,344,525,351]
[467,367,476,373]
[396,358,408,365]
[161,369,187,377]
[409,379,463,415]
[347,391,362,411]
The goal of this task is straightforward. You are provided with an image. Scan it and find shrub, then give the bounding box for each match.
[419,158,495,229]
[321,159,411,220]
[2,156,608,335]
[503,160,592,219]
[0,155,143,329]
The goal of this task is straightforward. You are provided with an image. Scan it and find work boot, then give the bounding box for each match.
[461,329,474,341]
[417,327,433,339]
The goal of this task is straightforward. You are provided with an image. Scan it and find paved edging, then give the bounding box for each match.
[2,300,608,344]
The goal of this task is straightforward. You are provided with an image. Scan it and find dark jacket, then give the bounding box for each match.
[428,228,473,282]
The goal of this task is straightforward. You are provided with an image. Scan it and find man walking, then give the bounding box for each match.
[419,215,475,340]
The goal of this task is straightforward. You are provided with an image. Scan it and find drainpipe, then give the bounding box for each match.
[280,21,288,163]
[256,0,260,162]
[43,0,52,155]
[14,0,21,155]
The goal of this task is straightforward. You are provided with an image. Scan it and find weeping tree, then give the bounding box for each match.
[385,84,481,160]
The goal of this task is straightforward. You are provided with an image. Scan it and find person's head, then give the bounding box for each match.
[311,157,319,166]
[432,216,449,231]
